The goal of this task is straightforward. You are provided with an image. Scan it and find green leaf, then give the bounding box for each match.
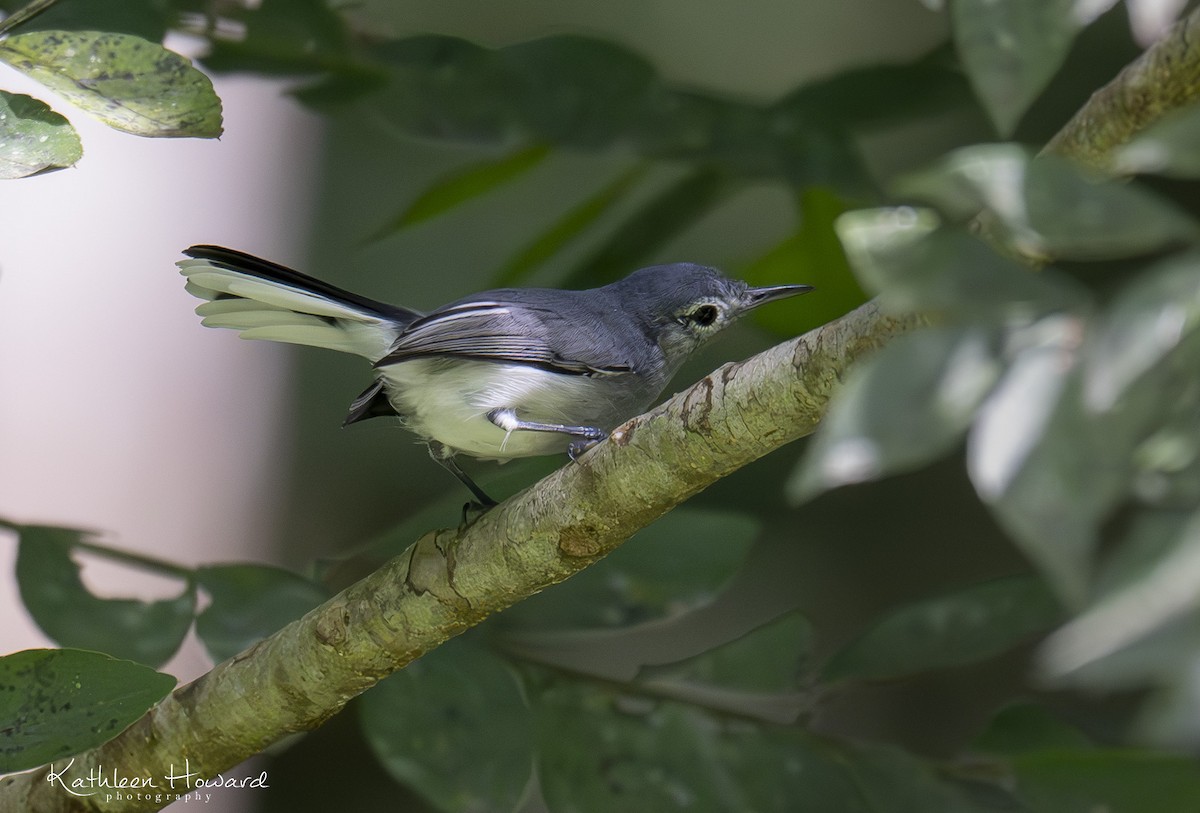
[0,0,172,41]
[15,526,195,667]
[773,43,975,132]
[1010,750,1200,813]
[0,90,81,178]
[1083,250,1200,411]
[0,31,222,137]
[952,0,1080,135]
[493,162,649,286]
[1135,653,1200,747]
[1041,509,1200,683]
[194,564,329,663]
[0,648,175,773]
[199,0,351,76]
[532,682,775,813]
[501,34,658,147]
[367,35,520,144]
[1115,103,1200,178]
[972,703,1094,756]
[501,507,759,630]
[743,187,867,337]
[837,213,1090,319]
[896,145,1199,260]
[1009,152,1198,261]
[773,120,873,194]
[563,167,736,287]
[968,344,1125,607]
[893,143,1034,222]
[823,575,1062,682]
[631,91,776,174]
[1040,514,1200,687]
[532,681,999,812]
[644,613,812,693]
[367,143,552,241]
[360,638,532,813]
[791,326,1003,501]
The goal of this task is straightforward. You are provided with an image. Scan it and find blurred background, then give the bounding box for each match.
[0,1,1168,811]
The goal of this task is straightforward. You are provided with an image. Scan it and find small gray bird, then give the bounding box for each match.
[177,246,811,505]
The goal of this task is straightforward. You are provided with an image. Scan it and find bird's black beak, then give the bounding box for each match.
[744,284,814,309]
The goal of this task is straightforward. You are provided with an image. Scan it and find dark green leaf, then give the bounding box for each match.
[644,613,812,693]
[533,681,999,812]
[194,564,329,663]
[367,143,551,241]
[0,90,81,178]
[743,187,867,337]
[632,90,780,177]
[773,43,974,131]
[971,703,1094,756]
[288,67,390,110]
[969,345,1124,607]
[0,648,175,773]
[791,326,1002,501]
[1115,103,1200,178]
[0,0,172,41]
[16,526,194,667]
[896,146,1199,260]
[532,682,786,813]
[501,507,759,630]
[773,119,873,194]
[952,0,1080,135]
[360,639,532,813]
[200,0,351,76]
[563,167,736,287]
[367,35,520,144]
[1010,750,1200,813]
[493,162,649,286]
[828,738,1011,813]
[823,575,1061,682]
[0,31,222,137]
[501,35,658,147]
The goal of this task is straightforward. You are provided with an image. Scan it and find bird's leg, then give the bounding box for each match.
[486,409,607,462]
[567,437,601,461]
[427,441,497,509]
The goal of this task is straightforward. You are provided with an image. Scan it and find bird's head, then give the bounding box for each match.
[617,263,813,364]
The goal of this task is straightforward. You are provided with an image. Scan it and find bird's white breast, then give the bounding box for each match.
[379,358,639,460]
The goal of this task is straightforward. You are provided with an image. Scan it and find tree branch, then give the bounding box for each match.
[0,303,917,812]
[1044,7,1200,167]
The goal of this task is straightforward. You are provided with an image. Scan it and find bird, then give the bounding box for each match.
[176,246,812,505]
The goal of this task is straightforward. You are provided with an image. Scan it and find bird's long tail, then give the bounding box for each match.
[177,245,419,362]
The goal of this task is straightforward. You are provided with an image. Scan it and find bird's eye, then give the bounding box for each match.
[688,304,719,327]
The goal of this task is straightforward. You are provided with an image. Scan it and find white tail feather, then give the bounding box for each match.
[177,257,404,361]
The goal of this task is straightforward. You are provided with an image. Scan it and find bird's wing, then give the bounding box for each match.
[377,300,633,376]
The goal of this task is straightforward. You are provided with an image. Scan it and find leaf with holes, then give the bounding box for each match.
[0,648,175,773]
[0,31,222,137]
[15,525,195,667]
[0,91,80,178]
